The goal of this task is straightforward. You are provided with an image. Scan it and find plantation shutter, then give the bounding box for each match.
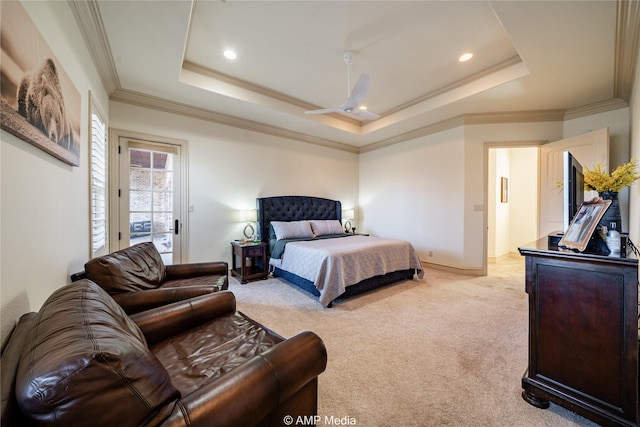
[90,111,108,257]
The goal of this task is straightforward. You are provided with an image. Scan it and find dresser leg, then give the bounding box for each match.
[522,390,550,409]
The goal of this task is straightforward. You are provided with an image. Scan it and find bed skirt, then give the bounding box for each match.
[273,267,416,306]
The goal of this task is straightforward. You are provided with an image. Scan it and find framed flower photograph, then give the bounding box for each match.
[559,198,611,252]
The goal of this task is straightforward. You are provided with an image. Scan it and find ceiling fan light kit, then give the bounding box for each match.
[305,50,380,121]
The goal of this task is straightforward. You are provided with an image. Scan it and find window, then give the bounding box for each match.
[90,97,108,257]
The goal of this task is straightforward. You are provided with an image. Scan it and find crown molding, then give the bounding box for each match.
[111,87,628,155]
[68,0,120,94]
[110,89,358,154]
[464,109,565,125]
[564,97,628,120]
[360,110,564,154]
[358,98,629,153]
[614,0,640,101]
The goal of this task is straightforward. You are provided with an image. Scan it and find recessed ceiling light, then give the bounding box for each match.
[224,49,237,60]
[359,106,368,111]
[459,52,473,62]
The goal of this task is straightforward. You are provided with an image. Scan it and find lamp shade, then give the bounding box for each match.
[238,209,257,223]
[342,209,355,220]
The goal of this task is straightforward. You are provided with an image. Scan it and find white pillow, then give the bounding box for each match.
[270,220,315,240]
[309,219,345,236]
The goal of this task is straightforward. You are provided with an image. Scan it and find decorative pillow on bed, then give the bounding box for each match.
[271,220,315,240]
[309,219,345,236]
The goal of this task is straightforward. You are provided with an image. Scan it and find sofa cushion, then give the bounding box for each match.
[16,280,179,427]
[150,311,283,395]
[85,242,167,293]
[160,274,227,291]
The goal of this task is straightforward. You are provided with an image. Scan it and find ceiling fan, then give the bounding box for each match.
[305,51,380,121]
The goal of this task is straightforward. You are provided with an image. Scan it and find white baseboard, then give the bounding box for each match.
[420,261,484,276]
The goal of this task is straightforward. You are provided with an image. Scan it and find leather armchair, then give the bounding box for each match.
[1,280,327,427]
[79,242,228,313]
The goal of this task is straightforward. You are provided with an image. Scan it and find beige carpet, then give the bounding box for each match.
[229,258,599,427]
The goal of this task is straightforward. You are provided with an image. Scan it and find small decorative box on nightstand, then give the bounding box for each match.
[230,241,268,284]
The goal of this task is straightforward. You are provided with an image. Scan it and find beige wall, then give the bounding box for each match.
[360,127,466,268]
[488,147,538,260]
[488,149,508,259]
[508,148,539,251]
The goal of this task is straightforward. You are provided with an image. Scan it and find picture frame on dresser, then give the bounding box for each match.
[558,198,611,252]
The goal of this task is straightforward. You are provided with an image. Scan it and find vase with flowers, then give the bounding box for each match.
[583,158,639,232]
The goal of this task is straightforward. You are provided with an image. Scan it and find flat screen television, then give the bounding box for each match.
[563,150,585,232]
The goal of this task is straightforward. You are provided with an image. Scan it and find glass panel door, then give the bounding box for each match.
[120,140,181,264]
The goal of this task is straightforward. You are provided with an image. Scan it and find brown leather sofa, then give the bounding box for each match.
[1,280,327,427]
[78,242,228,313]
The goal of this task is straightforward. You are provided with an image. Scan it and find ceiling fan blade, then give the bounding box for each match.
[346,73,370,106]
[305,107,342,115]
[305,73,375,117]
[352,109,380,120]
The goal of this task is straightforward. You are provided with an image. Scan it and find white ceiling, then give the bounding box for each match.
[91,0,629,151]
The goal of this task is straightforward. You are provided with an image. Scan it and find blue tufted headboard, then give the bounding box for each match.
[256,196,342,250]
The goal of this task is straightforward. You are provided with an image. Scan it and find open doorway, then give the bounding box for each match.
[484,128,610,274]
[487,146,539,265]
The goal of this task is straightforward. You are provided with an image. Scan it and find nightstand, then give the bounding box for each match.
[230,241,268,284]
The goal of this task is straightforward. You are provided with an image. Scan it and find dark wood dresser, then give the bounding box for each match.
[519,239,639,426]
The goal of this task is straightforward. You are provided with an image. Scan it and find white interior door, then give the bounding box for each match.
[117,138,183,264]
[538,128,609,237]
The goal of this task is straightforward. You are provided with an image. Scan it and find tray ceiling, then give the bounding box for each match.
[80,0,635,151]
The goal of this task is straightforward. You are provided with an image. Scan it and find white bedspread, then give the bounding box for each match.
[270,235,424,306]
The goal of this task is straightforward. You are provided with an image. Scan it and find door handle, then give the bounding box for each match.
[175,219,179,235]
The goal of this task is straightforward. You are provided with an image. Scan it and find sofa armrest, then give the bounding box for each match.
[161,331,327,427]
[111,286,219,314]
[165,262,228,280]
[130,291,236,345]
[1,313,39,427]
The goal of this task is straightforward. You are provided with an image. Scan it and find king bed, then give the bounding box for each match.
[257,196,424,306]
